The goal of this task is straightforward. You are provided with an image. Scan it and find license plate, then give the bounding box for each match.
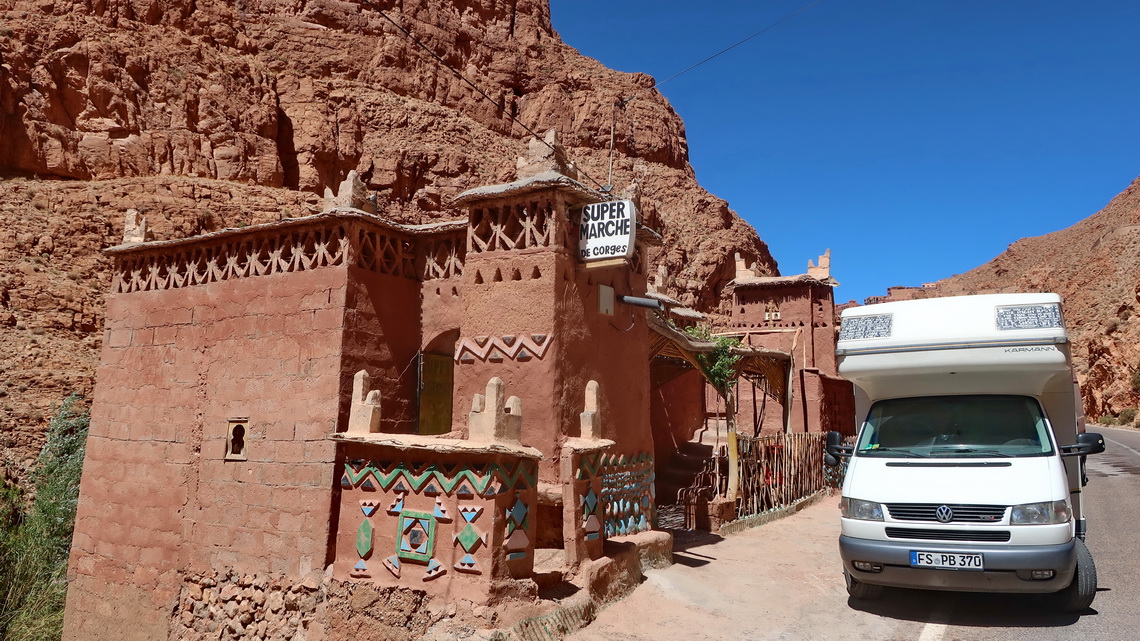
[910,551,984,570]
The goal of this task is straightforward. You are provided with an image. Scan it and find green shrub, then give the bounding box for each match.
[1119,408,1137,425]
[683,326,741,395]
[1131,368,1140,393]
[0,394,89,641]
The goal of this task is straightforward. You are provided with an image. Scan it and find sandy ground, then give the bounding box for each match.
[568,497,907,641]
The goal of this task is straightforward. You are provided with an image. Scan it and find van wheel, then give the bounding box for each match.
[1056,538,1097,612]
[845,570,883,600]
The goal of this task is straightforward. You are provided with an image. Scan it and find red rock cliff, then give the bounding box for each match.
[0,0,776,480]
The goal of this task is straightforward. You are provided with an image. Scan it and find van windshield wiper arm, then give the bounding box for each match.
[929,447,1012,457]
[859,447,927,458]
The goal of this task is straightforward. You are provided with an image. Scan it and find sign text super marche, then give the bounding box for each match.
[577,200,636,261]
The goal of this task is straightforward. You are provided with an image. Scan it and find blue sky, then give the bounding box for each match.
[548,0,1140,304]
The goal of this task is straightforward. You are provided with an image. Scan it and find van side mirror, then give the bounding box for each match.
[1061,432,1106,457]
[824,430,853,466]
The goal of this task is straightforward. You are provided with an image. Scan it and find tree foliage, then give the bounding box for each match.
[684,326,742,396]
[0,394,89,641]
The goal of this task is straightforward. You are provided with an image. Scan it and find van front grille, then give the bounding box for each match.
[885,527,1011,542]
[886,503,1007,523]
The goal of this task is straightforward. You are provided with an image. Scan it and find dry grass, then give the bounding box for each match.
[0,395,88,641]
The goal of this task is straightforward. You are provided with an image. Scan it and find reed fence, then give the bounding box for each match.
[735,432,829,518]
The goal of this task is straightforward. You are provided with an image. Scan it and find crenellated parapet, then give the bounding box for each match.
[106,211,467,294]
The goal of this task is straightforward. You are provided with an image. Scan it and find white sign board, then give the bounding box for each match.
[578,200,636,262]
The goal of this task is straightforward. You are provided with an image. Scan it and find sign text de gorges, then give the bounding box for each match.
[578,200,636,262]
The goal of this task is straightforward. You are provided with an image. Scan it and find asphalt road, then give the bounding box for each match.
[569,426,1140,641]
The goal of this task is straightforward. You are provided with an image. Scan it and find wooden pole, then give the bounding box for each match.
[726,386,739,501]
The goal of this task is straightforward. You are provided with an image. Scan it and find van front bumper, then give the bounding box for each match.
[840,535,1076,593]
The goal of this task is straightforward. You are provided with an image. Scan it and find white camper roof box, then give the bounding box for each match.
[837,293,1071,398]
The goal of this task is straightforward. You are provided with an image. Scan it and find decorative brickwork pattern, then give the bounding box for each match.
[420,234,465,280]
[599,453,655,537]
[468,200,555,253]
[352,226,415,277]
[112,220,466,294]
[339,460,538,495]
[455,334,553,363]
[113,226,353,293]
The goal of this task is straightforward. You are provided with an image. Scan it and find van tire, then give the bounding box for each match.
[845,570,883,600]
[1056,538,1096,612]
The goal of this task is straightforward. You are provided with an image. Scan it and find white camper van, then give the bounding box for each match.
[826,293,1105,611]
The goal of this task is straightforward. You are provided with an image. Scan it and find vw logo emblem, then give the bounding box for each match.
[935,505,954,523]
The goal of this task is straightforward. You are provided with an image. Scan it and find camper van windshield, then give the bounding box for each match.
[855,395,1054,458]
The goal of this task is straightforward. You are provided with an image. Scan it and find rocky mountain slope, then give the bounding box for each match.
[0,0,776,483]
[935,177,1140,420]
[871,177,1140,421]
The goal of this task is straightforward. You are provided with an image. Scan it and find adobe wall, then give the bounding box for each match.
[650,369,705,459]
[421,279,463,352]
[331,443,539,605]
[452,241,655,482]
[725,277,843,437]
[732,376,787,436]
[555,262,653,458]
[339,267,422,433]
[733,284,812,329]
[452,250,562,478]
[820,373,857,436]
[809,285,838,376]
[64,267,347,640]
[732,282,837,375]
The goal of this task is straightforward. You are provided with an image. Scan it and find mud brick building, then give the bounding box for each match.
[725,250,855,436]
[62,139,665,639]
[61,123,854,637]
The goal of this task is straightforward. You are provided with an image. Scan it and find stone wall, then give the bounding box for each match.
[172,570,327,641]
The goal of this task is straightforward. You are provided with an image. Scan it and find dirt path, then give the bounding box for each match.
[568,497,908,641]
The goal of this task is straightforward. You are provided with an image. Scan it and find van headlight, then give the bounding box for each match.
[840,497,884,521]
[1010,500,1071,525]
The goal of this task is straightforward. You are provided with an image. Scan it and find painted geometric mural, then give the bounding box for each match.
[504,494,530,561]
[454,334,553,363]
[577,451,604,542]
[598,453,655,537]
[341,459,537,585]
[340,460,538,497]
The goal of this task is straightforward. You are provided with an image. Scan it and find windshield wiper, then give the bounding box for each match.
[929,447,1012,458]
[858,447,927,458]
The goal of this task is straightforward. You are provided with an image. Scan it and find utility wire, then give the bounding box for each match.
[360,0,610,191]
[621,0,824,105]
[360,0,821,194]
[606,1,821,182]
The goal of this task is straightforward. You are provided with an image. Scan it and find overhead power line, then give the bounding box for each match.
[604,0,823,181]
[359,0,822,194]
[622,0,824,104]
